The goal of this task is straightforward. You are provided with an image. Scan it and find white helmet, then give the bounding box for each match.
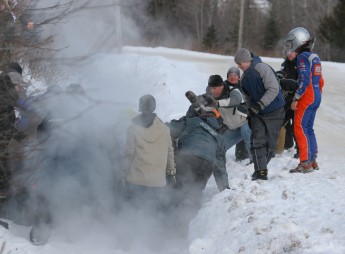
[283,27,314,56]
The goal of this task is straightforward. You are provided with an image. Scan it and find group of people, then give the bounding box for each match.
[0,62,30,197]
[0,26,324,246]
[122,26,324,216]
[0,62,98,244]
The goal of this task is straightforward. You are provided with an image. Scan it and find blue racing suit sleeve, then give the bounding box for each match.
[295,53,311,100]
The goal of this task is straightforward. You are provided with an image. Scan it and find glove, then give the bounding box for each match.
[276,70,286,80]
[185,91,200,108]
[201,93,218,108]
[166,174,176,187]
[249,101,264,115]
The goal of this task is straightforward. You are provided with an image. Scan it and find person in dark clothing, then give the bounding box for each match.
[281,57,298,80]
[234,48,285,181]
[0,73,18,196]
[281,56,300,158]
[224,67,249,161]
[208,74,252,161]
[168,94,229,208]
[7,62,23,75]
[275,70,298,154]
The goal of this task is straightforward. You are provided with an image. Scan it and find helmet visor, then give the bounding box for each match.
[283,41,293,58]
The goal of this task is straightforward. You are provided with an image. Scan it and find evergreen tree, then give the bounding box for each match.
[225,27,239,49]
[203,25,218,51]
[319,0,345,49]
[263,10,279,51]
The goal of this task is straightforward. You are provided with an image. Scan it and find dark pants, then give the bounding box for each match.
[124,182,167,212]
[174,155,214,207]
[0,135,12,195]
[235,140,249,161]
[250,107,285,171]
[283,109,295,149]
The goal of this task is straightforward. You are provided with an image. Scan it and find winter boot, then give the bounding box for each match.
[311,161,319,170]
[252,169,268,181]
[289,161,313,173]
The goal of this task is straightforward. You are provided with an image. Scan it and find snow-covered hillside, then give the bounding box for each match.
[1,47,345,254]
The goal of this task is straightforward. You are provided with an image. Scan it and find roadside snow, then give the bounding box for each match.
[1,46,345,254]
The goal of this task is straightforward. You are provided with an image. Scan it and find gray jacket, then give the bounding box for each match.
[216,84,247,130]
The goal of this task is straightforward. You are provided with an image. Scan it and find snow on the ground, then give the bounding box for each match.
[1,46,345,254]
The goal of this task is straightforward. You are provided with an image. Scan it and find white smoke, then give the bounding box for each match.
[6,1,191,253]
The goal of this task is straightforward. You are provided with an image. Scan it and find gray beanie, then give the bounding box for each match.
[139,94,156,113]
[234,48,252,64]
[227,67,241,78]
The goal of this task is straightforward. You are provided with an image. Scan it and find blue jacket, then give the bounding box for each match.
[167,116,228,190]
[242,55,285,114]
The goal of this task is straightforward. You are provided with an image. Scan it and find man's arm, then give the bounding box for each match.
[294,53,312,100]
[213,140,229,191]
[166,129,176,176]
[255,63,280,107]
[218,88,243,108]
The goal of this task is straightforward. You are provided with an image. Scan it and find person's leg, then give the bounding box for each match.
[283,110,295,150]
[294,103,312,162]
[275,127,286,154]
[174,154,195,204]
[194,158,214,191]
[290,103,315,173]
[250,117,269,172]
[0,137,11,195]
[222,128,242,151]
[284,120,294,149]
[235,141,248,161]
[251,108,284,180]
[240,123,252,161]
[307,107,318,162]
[265,108,285,164]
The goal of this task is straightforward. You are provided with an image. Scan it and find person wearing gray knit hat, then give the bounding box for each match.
[234,48,252,64]
[225,66,250,162]
[235,48,285,181]
[226,67,241,79]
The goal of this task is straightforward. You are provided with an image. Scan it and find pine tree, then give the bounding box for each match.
[319,0,345,49]
[203,25,218,51]
[263,11,279,51]
[225,27,239,49]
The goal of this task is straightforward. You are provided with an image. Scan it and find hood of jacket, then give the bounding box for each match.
[131,114,165,143]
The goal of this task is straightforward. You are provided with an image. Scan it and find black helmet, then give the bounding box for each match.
[139,94,156,113]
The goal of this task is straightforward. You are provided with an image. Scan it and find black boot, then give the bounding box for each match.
[252,169,268,181]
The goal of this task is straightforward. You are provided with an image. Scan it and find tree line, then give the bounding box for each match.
[124,0,345,62]
[1,0,345,77]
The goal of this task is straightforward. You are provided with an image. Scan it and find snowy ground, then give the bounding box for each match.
[1,46,345,254]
